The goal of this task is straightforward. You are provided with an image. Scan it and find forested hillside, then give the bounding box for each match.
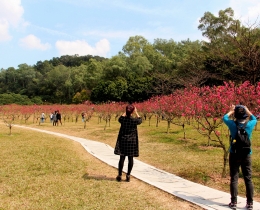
[0,8,259,105]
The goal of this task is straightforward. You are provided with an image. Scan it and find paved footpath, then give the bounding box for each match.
[16,125,260,210]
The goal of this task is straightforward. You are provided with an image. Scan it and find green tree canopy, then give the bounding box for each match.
[198,7,260,84]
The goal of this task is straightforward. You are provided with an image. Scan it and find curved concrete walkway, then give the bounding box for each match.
[16,125,260,210]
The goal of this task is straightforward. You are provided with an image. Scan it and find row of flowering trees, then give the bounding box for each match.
[136,81,260,176]
[1,81,260,176]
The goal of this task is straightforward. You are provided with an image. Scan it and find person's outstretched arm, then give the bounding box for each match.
[134,107,140,118]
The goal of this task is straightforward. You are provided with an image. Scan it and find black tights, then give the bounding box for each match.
[118,155,134,176]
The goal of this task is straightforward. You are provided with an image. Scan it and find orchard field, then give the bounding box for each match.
[1,81,260,203]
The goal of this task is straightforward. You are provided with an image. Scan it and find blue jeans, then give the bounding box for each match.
[229,153,253,204]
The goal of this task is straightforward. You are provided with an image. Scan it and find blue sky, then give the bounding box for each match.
[1,0,259,69]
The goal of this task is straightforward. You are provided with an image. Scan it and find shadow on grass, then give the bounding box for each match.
[82,173,116,181]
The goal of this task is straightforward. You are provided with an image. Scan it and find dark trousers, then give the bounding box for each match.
[229,153,253,204]
[118,155,134,176]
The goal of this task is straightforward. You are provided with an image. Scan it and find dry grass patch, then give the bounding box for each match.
[2,113,260,205]
[0,124,201,210]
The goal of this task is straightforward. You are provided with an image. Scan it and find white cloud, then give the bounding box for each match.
[0,20,11,41]
[55,39,110,57]
[0,0,24,42]
[229,0,260,24]
[247,3,260,22]
[19,34,51,50]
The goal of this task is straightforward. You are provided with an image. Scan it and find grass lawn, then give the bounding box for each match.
[1,113,259,209]
[0,120,201,210]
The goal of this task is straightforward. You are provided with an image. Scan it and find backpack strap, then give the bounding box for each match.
[242,121,248,130]
[235,121,248,129]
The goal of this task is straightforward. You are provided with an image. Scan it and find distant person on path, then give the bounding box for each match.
[49,112,53,123]
[223,104,257,210]
[81,112,86,122]
[114,104,142,182]
[40,112,45,123]
[52,111,57,126]
[56,110,62,126]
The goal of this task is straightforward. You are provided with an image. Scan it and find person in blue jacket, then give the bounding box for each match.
[223,104,257,210]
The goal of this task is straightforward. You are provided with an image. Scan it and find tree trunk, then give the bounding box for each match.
[9,125,12,135]
[182,123,186,139]
[221,149,229,178]
[207,130,212,146]
[104,119,107,130]
[167,121,170,134]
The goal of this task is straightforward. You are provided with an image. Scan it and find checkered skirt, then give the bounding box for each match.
[114,116,142,157]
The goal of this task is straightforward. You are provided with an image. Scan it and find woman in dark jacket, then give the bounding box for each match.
[114,104,142,182]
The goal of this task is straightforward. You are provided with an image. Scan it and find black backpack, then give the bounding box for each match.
[231,121,251,155]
